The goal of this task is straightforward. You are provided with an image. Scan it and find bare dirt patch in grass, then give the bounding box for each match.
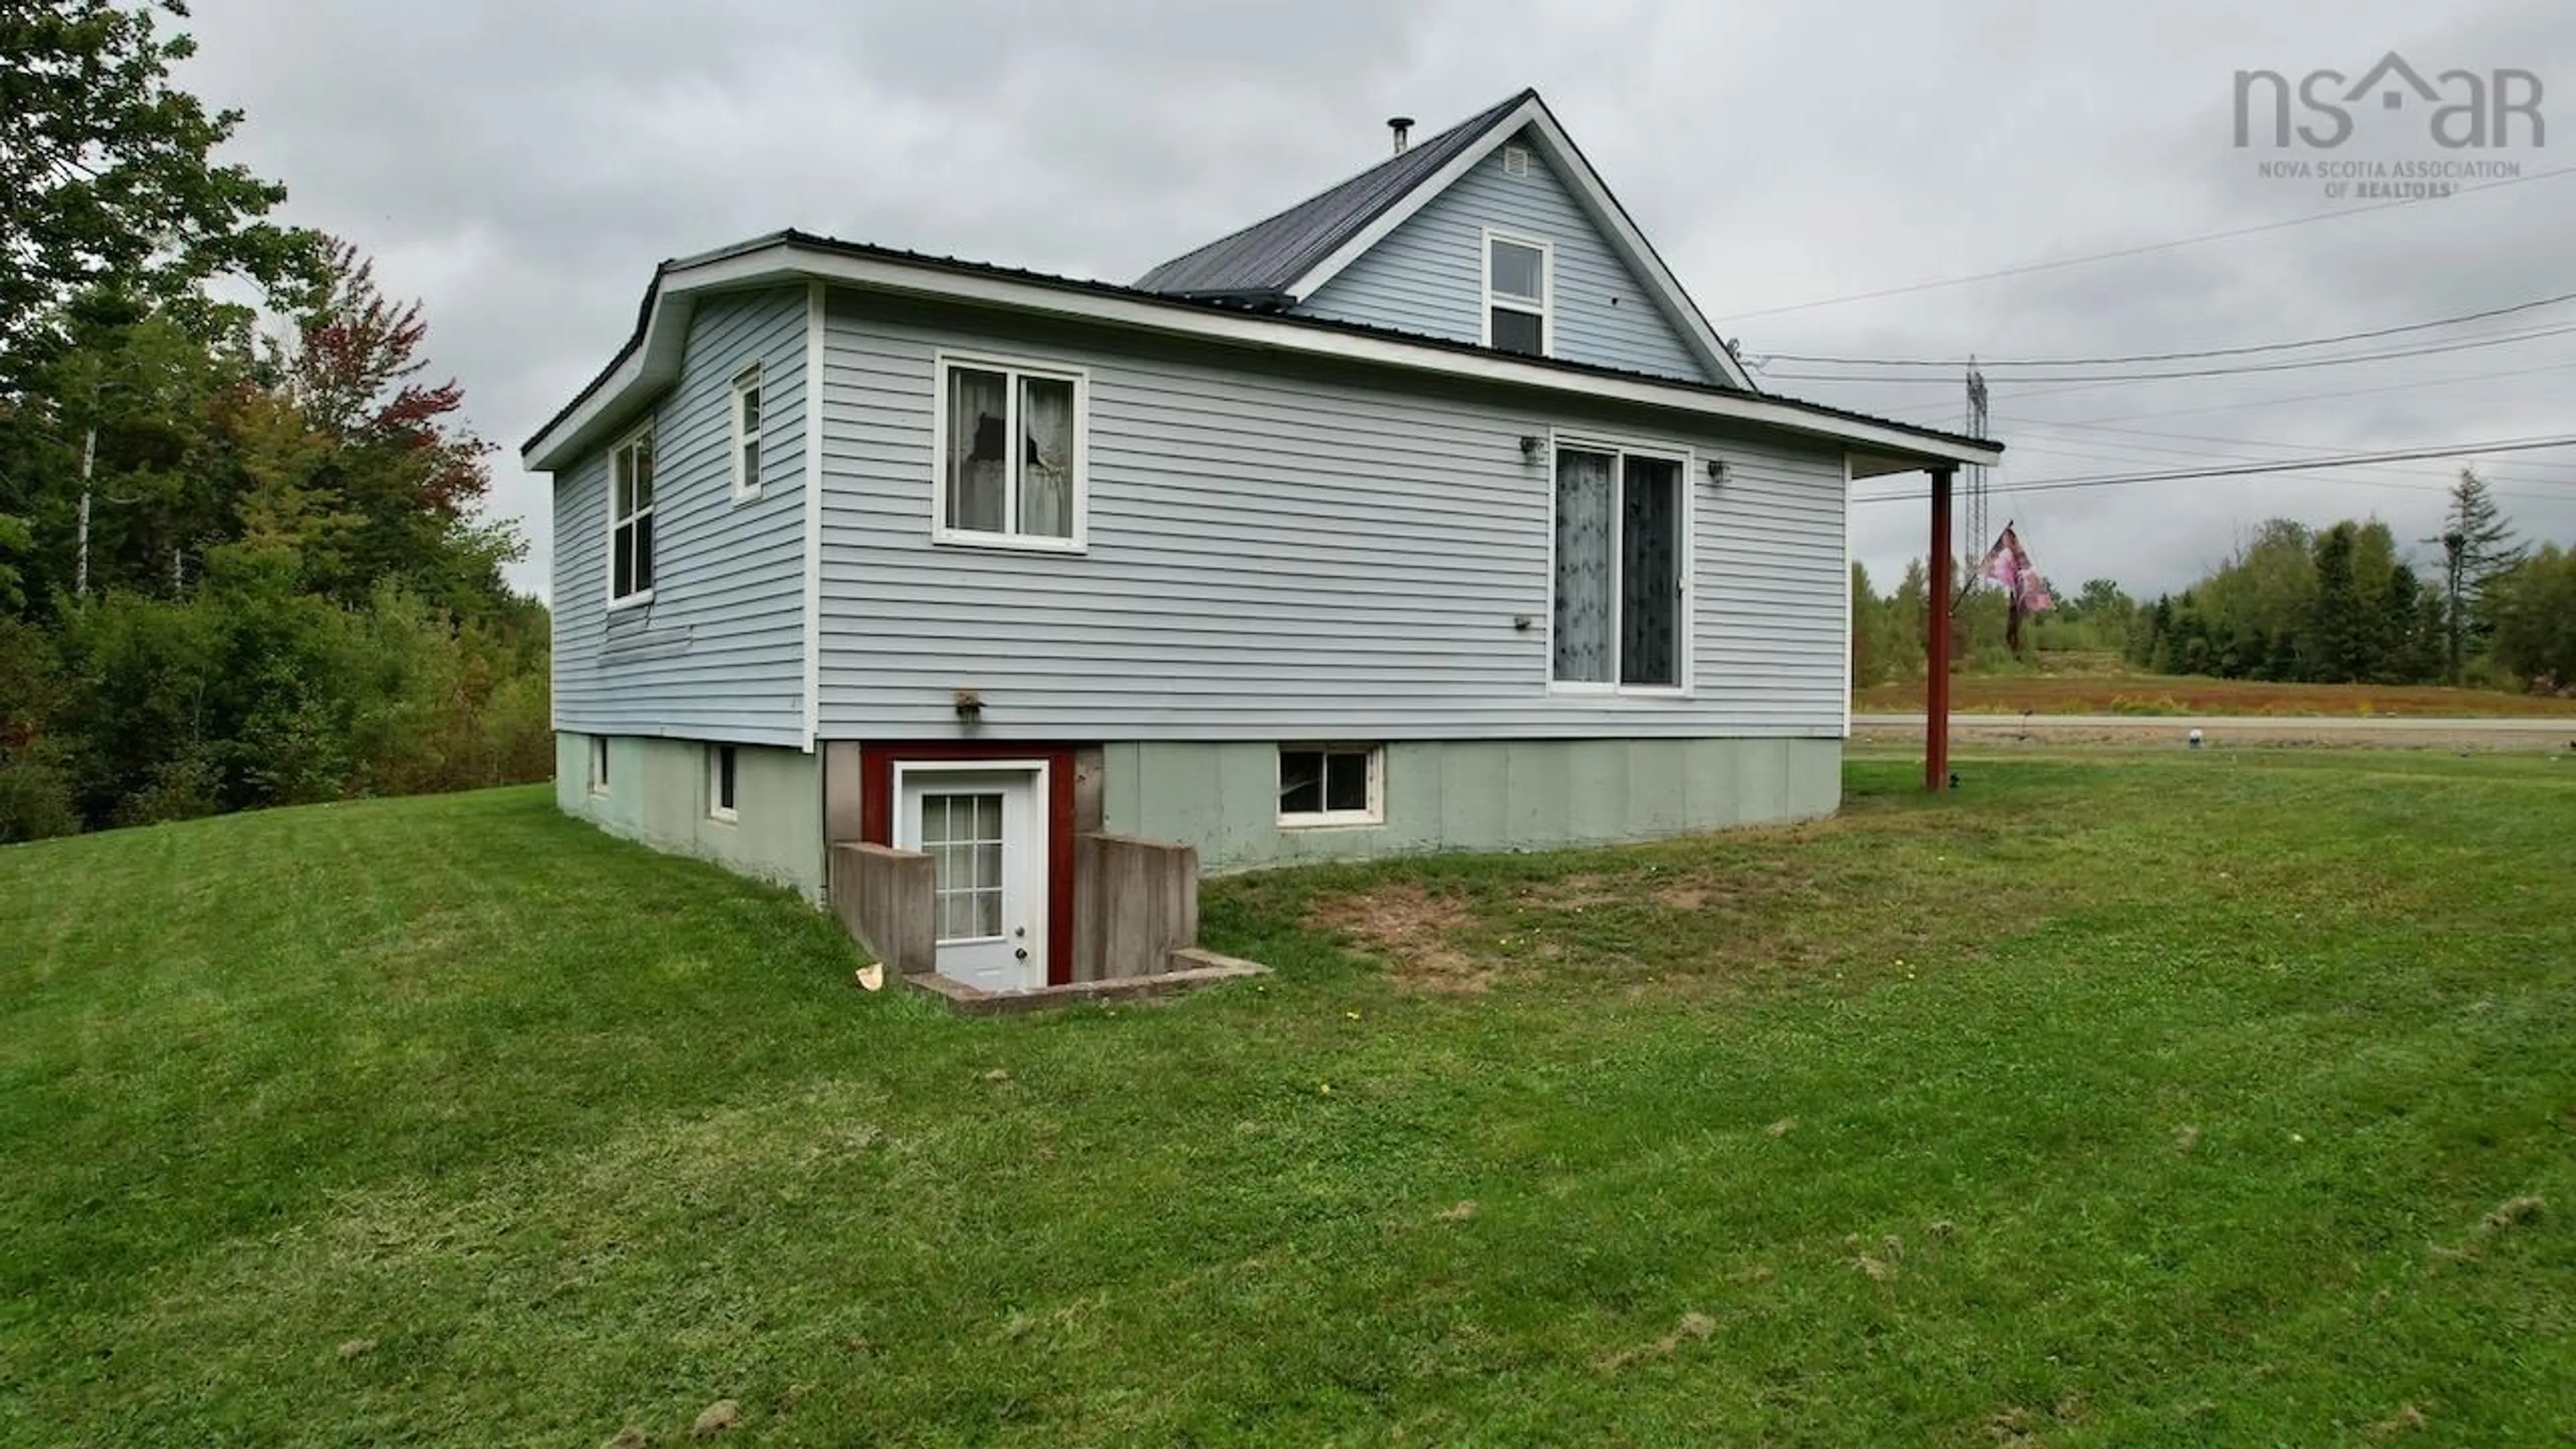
[1290,804,2116,1001]
[1595,1310,1715,1375]
[1304,884,1495,994]
[2368,1403,2430,1439]
[2481,1195,2544,1232]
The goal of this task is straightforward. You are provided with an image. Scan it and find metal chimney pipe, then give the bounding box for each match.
[1388,115,1415,155]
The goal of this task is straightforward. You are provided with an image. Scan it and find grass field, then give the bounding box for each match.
[1852,669,2576,718]
[3,754,2572,1444]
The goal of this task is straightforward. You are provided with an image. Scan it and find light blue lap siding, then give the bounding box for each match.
[551,286,809,747]
[1291,127,1717,384]
[816,291,1847,742]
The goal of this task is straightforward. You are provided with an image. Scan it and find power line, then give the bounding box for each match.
[1710,162,2576,323]
[1987,435,2575,505]
[1851,433,2576,505]
[1754,287,2576,368]
[1876,356,2576,429]
[1759,319,2576,384]
[2011,416,2576,478]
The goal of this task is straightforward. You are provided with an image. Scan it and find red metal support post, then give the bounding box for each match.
[1926,465,1955,792]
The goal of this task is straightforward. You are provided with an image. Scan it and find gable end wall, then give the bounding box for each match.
[551,285,810,747]
[1291,129,1715,384]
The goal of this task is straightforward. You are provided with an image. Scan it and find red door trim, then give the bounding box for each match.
[860,742,1078,987]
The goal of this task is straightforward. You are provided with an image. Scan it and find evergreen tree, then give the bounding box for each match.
[1848,562,1884,687]
[2308,523,2362,684]
[1890,557,1929,680]
[2432,469,2524,682]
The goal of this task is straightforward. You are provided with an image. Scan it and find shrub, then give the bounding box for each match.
[0,758,78,842]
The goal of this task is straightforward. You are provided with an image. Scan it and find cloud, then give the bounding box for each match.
[179,0,2576,602]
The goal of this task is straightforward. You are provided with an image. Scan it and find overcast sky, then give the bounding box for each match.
[180,0,2576,600]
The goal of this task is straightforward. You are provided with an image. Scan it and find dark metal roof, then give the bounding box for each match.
[523,229,1999,466]
[1133,90,1536,302]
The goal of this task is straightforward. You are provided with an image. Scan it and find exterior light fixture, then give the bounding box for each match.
[1705,458,1729,486]
[1519,435,1546,460]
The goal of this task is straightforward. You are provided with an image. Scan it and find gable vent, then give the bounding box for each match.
[1503,145,1531,178]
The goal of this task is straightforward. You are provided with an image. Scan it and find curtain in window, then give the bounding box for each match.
[1019,376,1075,539]
[1553,448,1615,682]
[1620,456,1680,686]
[947,368,1008,533]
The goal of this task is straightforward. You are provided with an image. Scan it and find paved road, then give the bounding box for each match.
[1852,713,2576,751]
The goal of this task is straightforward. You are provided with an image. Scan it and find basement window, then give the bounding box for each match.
[1278,745,1383,827]
[588,737,610,796]
[1483,231,1550,358]
[708,744,738,822]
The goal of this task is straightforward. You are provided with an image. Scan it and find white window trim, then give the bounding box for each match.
[1481,228,1553,358]
[730,364,763,503]
[707,743,738,824]
[606,422,655,610]
[1276,743,1386,828]
[1544,429,1694,698]
[929,350,1089,554]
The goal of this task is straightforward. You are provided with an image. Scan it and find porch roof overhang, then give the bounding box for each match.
[521,231,2004,478]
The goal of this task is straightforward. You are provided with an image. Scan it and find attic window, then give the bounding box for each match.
[1483,231,1550,358]
[1503,145,1531,178]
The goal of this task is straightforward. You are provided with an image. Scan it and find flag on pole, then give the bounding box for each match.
[1980,525,2055,614]
[1978,525,2054,654]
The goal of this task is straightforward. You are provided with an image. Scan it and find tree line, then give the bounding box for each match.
[1849,471,2575,693]
[0,2,548,841]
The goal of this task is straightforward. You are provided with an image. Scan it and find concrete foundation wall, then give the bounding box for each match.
[1099,736,1841,874]
[555,732,826,900]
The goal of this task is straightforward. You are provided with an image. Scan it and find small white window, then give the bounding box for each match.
[934,356,1086,550]
[588,737,610,796]
[708,744,738,822]
[608,427,655,604]
[1483,231,1550,358]
[1503,144,1531,178]
[1278,745,1383,827]
[731,365,763,501]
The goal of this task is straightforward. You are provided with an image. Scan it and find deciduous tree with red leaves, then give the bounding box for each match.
[254,237,517,615]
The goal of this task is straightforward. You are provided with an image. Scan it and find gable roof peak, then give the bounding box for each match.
[1134,88,1751,392]
[1134,89,1541,305]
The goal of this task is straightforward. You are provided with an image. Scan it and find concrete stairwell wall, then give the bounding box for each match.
[1073,833,1199,983]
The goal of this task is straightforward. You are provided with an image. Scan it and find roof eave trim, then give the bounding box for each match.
[1273,97,1757,393]
[522,240,1998,474]
[1163,285,1293,308]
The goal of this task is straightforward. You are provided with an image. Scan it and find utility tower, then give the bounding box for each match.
[1963,363,1992,572]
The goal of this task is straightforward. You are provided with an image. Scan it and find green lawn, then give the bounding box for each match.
[2,754,2571,1445]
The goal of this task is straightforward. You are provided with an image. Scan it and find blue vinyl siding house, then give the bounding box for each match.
[526,89,2000,994]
